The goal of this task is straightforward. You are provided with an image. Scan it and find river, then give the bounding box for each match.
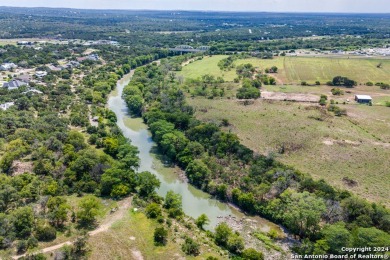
[108,72,282,232]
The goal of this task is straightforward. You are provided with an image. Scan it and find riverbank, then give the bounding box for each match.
[108,66,293,258]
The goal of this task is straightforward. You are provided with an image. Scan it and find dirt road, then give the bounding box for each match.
[13,197,133,259]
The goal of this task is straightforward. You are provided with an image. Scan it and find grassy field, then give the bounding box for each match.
[181,55,390,205]
[236,56,390,85]
[189,97,390,205]
[179,55,237,81]
[88,210,224,260]
[180,55,390,85]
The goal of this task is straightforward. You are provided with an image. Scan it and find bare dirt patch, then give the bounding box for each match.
[131,249,144,260]
[11,161,33,175]
[261,91,319,103]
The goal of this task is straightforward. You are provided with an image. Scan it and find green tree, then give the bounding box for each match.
[145,203,162,219]
[215,222,232,247]
[319,222,352,254]
[280,191,326,238]
[353,227,390,247]
[185,159,211,188]
[227,233,245,254]
[182,237,200,256]
[125,95,144,116]
[100,167,136,197]
[136,171,160,197]
[35,224,57,241]
[77,195,101,227]
[47,196,69,227]
[12,206,34,238]
[154,226,168,246]
[164,190,183,218]
[195,214,210,230]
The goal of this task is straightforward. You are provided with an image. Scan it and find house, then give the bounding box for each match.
[77,54,99,62]
[48,65,62,71]
[22,88,43,95]
[355,95,372,104]
[0,63,17,71]
[35,71,48,78]
[0,102,15,110]
[3,80,28,90]
[64,61,81,69]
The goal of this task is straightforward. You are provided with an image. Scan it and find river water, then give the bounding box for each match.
[108,72,282,231]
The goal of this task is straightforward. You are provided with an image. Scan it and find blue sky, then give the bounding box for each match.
[0,0,389,13]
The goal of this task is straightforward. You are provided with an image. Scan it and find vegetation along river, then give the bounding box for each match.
[108,71,283,232]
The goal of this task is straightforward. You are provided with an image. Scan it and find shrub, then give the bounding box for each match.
[154,226,168,246]
[145,203,162,219]
[242,248,264,260]
[328,105,347,116]
[17,240,28,254]
[182,237,200,256]
[35,225,57,241]
[331,88,344,96]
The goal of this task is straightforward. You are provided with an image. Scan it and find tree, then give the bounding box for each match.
[227,233,245,254]
[164,190,183,218]
[15,96,31,110]
[77,195,101,227]
[145,203,162,219]
[35,224,57,241]
[215,222,232,247]
[319,222,352,254]
[280,191,326,238]
[136,171,160,197]
[125,95,144,116]
[195,214,210,230]
[154,226,168,246]
[160,131,189,161]
[47,196,69,227]
[353,227,390,247]
[332,76,356,88]
[101,167,136,198]
[12,206,34,238]
[185,159,211,188]
[182,237,200,256]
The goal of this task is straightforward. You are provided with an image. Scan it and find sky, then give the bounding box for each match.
[0,0,390,13]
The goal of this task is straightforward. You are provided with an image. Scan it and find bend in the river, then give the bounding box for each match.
[108,71,282,231]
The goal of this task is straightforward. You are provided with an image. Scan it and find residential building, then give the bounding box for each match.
[3,80,28,90]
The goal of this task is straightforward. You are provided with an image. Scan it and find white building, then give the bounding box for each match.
[35,71,48,78]
[0,102,15,110]
[0,63,17,71]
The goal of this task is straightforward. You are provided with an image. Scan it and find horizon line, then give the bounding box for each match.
[1,5,390,15]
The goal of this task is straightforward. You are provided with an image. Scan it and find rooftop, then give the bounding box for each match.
[355,95,372,100]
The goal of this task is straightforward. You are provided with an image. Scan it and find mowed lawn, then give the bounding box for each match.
[188,97,390,205]
[180,55,390,85]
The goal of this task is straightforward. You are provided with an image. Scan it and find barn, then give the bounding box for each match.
[355,95,372,104]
